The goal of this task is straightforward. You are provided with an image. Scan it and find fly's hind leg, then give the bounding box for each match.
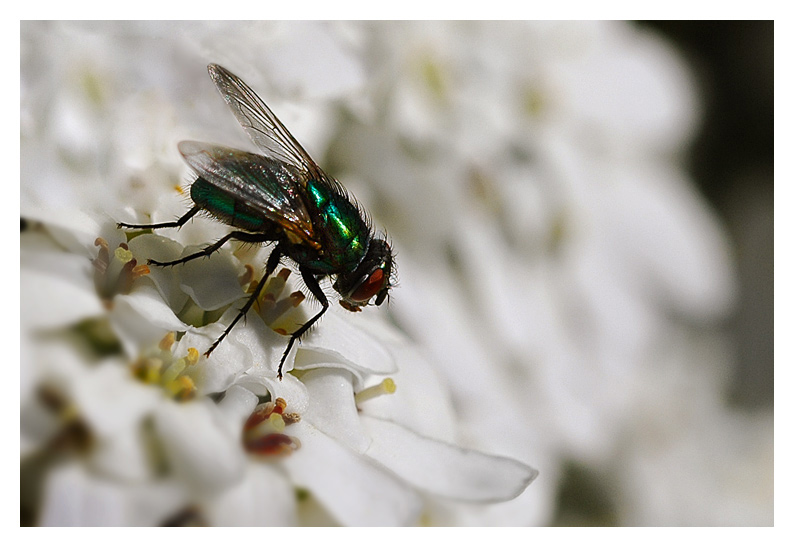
[148,230,271,267]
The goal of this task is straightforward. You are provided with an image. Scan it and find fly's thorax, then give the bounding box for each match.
[283,243,337,275]
[305,178,370,269]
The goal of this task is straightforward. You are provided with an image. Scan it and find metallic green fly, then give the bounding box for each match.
[119,64,395,379]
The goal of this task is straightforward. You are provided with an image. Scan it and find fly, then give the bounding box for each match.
[119,64,395,380]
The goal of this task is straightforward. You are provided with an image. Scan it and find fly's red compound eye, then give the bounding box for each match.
[350,268,386,303]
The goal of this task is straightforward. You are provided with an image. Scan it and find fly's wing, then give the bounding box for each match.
[207,63,323,181]
[179,140,318,247]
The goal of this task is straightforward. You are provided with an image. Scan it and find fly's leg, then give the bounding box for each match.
[205,242,285,358]
[118,206,272,267]
[117,205,201,230]
[148,231,270,267]
[277,266,329,380]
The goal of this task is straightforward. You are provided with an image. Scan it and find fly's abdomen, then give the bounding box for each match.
[190,177,270,233]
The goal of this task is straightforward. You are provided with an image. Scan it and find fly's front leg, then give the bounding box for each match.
[117,205,201,230]
[205,242,285,358]
[277,266,329,380]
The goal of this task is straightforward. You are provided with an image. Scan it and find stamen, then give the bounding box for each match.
[243,397,301,458]
[92,238,110,277]
[263,296,292,324]
[159,331,176,352]
[114,246,134,264]
[244,433,300,456]
[355,378,397,405]
[251,269,307,335]
[131,263,151,279]
[239,264,255,288]
[166,375,196,401]
[114,257,139,295]
[36,386,93,454]
[185,347,199,365]
[161,356,187,384]
[93,237,149,304]
[264,269,288,298]
[130,333,198,401]
[289,291,305,306]
[269,412,286,431]
[131,357,162,384]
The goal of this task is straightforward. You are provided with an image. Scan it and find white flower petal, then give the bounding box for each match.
[39,462,130,526]
[21,244,94,282]
[238,372,310,416]
[23,332,93,399]
[431,454,559,526]
[389,256,507,412]
[361,415,538,503]
[225,311,289,378]
[204,463,297,526]
[20,267,103,330]
[89,424,155,482]
[126,233,190,311]
[338,305,410,346]
[110,283,191,356]
[301,368,370,453]
[178,313,278,395]
[179,246,246,310]
[355,345,457,444]
[295,307,397,378]
[261,21,365,100]
[215,385,259,429]
[153,398,247,495]
[282,421,423,526]
[605,168,737,320]
[39,461,187,526]
[72,361,160,438]
[564,22,698,153]
[21,205,102,253]
[114,282,188,330]
[20,379,62,457]
[177,326,248,394]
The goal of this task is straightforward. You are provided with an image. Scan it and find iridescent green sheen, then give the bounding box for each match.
[191,177,268,232]
[306,179,366,267]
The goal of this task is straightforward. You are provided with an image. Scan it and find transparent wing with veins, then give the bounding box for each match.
[207,63,322,180]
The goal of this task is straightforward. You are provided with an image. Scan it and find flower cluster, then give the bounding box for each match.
[22,211,538,525]
[21,21,771,526]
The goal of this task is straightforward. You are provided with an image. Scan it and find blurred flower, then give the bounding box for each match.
[325,20,758,525]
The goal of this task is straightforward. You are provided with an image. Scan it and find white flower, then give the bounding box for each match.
[21,212,537,525]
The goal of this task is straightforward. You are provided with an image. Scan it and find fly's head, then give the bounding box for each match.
[334,238,394,312]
